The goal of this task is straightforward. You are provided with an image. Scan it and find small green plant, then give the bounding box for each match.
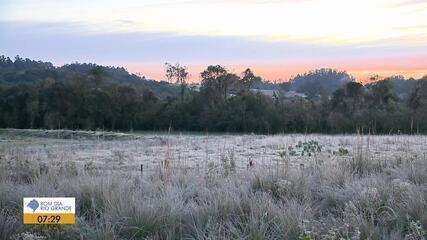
[405,220,425,240]
[333,148,349,156]
[299,220,314,240]
[84,161,97,174]
[293,141,322,157]
[299,233,314,240]
[321,229,338,240]
[339,148,349,155]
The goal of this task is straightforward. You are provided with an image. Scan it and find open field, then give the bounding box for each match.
[0,130,426,239]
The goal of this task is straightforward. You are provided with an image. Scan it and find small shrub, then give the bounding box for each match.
[84,161,98,174]
[338,147,349,156]
[405,220,425,240]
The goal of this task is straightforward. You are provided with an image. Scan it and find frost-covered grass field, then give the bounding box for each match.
[0,130,426,240]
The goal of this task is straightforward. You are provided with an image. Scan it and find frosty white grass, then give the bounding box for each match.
[0,133,426,239]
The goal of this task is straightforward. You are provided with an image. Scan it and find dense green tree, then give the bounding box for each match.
[290,68,354,98]
[241,68,262,91]
[200,65,240,101]
[164,63,189,101]
[408,76,427,133]
[0,56,425,134]
[371,80,397,106]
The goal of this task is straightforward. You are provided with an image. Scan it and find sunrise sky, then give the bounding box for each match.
[1,0,427,82]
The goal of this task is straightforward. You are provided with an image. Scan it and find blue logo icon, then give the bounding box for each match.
[27,199,39,212]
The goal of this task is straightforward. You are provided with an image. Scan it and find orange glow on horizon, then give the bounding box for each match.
[125,55,427,84]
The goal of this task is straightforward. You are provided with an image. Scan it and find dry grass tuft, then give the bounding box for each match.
[0,133,426,239]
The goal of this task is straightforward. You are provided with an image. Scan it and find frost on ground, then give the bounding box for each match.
[0,131,426,239]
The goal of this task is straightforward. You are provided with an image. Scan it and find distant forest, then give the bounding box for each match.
[1,55,426,134]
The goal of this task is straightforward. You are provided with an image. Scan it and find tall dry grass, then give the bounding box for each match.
[0,135,426,239]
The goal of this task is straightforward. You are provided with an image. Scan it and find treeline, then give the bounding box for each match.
[0,56,426,134]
